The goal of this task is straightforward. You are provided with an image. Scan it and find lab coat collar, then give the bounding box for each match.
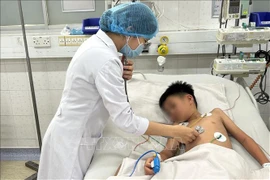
[96,30,119,56]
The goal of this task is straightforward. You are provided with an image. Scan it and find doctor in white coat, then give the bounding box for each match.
[38,2,199,179]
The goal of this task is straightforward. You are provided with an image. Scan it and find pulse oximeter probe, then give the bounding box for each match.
[129,150,160,176]
[151,154,161,174]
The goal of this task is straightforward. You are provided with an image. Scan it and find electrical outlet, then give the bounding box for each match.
[33,36,51,47]
[71,37,77,45]
[65,37,72,46]
[77,36,89,45]
[58,36,66,46]
[83,37,89,42]
[57,35,91,46]
[77,37,84,45]
[66,36,78,46]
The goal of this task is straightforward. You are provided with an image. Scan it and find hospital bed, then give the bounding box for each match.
[84,74,270,179]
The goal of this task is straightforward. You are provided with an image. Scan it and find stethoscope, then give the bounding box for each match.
[121,55,130,102]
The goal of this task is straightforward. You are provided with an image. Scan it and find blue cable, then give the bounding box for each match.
[129,150,159,177]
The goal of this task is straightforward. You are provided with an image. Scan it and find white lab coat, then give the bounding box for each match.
[37,30,149,179]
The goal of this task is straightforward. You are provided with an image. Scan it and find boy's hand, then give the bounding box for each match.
[173,125,199,144]
[144,157,155,175]
[123,60,134,80]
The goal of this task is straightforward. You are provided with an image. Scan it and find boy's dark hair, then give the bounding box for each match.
[159,81,198,108]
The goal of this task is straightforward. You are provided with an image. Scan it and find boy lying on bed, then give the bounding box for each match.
[144,81,270,175]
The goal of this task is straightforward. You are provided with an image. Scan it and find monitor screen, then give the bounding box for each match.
[229,0,240,14]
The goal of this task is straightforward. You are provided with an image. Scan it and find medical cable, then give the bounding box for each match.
[122,56,129,102]
[124,80,129,102]
[223,84,241,111]
[121,67,165,151]
[129,150,158,177]
[142,115,207,151]
[121,70,163,151]
[133,135,150,151]
[210,134,222,143]
[188,114,206,128]
[132,72,147,80]
[122,67,165,150]
[149,136,165,148]
[253,50,270,105]
[133,136,165,152]
[136,115,207,151]
[254,71,270,105]
[134,133,166,152]
[250,74,263,90]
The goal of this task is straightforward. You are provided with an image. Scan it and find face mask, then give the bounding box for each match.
[120,37,144,58]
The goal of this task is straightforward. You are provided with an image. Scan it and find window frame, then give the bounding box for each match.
[0,0,109,32]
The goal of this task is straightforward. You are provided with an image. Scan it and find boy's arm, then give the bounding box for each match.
[144,138,179,175]
[217,109,269,166]
[159,122,181,161]
[159,138,179,161]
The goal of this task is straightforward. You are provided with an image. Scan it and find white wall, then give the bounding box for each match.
[252,0,270,12]
[0,0,269,148]
[1,59,67,147]
[154,0,250,31]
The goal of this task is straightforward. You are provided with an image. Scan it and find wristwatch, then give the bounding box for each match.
[262,163,270,168]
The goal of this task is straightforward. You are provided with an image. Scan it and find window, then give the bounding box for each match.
[46,0,105,25]
[0,0,44,26]
[0,0,105,27]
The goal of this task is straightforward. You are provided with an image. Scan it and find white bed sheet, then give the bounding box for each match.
[84,74,269,179]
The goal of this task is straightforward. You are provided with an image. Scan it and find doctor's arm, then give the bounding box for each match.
[218,109,269,166]
[95,60,198,143]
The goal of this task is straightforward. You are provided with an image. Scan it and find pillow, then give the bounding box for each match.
[127,78,233,124]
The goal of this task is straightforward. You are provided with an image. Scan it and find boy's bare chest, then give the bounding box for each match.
[184,116,232,151]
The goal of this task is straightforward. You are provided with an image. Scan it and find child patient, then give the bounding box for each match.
[144,81,269,175]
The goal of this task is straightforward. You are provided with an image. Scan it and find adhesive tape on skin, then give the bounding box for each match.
[201,113,212,117]
[179,122,189,126]
[263,163,270,168]
[151,161,154,168]
[214,132,227,142]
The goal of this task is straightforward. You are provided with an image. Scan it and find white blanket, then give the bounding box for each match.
[108,143,269,179]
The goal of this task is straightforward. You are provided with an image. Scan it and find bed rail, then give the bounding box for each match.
[236,77,259,112]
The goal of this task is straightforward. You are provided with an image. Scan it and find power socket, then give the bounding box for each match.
[33,36,51,48]
[57,35,90,46]
[58,36,66,46]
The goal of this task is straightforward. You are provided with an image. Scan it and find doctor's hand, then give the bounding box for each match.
[123,60,134,80]
[144,157,155,175]
[173,126,199,144]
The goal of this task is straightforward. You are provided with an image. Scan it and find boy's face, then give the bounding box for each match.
[163,94,194,123]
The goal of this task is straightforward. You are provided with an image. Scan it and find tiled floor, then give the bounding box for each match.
[0,161,38,180]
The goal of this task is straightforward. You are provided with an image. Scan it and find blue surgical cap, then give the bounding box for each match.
[99,2,158,40]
